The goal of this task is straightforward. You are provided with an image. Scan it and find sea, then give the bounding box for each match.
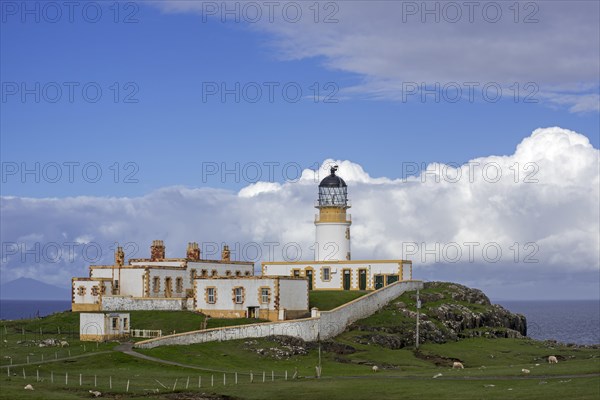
[1,299,598,345]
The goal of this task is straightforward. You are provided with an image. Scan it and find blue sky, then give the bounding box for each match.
[2,1,598,197]
[1,1,599,299]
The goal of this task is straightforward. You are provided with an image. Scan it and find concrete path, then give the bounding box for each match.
[115,342,228,373]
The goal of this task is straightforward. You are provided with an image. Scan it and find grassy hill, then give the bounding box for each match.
[0,283,598,399]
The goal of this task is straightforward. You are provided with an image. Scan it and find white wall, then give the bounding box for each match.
[194,278,308,313]
[135,280,423,348]
[80,313,105,336]
[278,278,309,311]
[72,280,101,305]
[315,222,351,261]
[263,261,405,290]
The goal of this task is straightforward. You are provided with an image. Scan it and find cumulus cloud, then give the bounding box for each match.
[1,127,598,298]
[151,1,599,112]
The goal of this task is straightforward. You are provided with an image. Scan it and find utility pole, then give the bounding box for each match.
[317,332,322,378]
[415,288,421,349]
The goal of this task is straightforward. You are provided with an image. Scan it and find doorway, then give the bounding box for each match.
[306,269,314,290]
[247,307,259,319]
[343,269,351,290]
[358,269,367,290]
[164,277,172,298]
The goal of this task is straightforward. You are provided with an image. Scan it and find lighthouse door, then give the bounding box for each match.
[343,269,351,290]
[358,269,367,290]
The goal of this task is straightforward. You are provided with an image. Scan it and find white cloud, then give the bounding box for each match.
[1,127,598,298]
[151,1,599,112]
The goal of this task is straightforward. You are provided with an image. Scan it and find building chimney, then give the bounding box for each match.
[115,246,125,267]
[150,240,165,261]
[221,245,231,262]
[186,242,200,261]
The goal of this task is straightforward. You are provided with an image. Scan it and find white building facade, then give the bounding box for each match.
[72,242,254,312]
[194,277,309,321]
[80,312,130,342]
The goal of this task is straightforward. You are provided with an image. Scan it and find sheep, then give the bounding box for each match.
[548,356,558,364]
[372,365,379,373]
[521,368,530,374]
[88,390,102,397]
[433,373,443,379]
[24,384,34,390]
[60,341,69,348]
[452,361,464,369]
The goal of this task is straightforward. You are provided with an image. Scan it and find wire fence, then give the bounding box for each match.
[5,365,304,395]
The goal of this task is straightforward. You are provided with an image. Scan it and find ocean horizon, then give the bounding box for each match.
[1,299,598,346]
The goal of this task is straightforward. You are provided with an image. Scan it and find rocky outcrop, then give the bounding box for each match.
[349,281,527,349]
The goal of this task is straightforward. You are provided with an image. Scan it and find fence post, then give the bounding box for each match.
[27,355,29,364]
[223,373,226,386]
[65,372,68,385]
[198,376,201,388]
[250,372,253,383]
[51,371,53,383]
[41,354,44,362]
[109,376,112,389]
[262,371,265,383]
[173,378,177,391]
[79,373,82,386]
[22,368,25,379]
[36,369,39,382]
[211,375,214,387]
[127,379,130,392]
[271,371,274,381]
[285,370,288,380]
[7,367,9,377]
[235,372,238,384]
[94,375,97,387]
[186,376,189,389]
[55,352,57,360]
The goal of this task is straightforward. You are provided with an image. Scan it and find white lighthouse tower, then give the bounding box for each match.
[315,165,351,261]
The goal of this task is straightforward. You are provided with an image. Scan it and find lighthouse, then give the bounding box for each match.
[315,165,351,261]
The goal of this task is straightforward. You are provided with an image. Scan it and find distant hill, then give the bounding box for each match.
[0,277,70,300]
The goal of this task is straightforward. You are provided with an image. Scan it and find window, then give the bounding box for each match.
[91,286,99,296]
[322,267,331,281]
[293,269,301,278]
[233,287,244,304]
[77,286,86,296]
[123,318,129,330]
[206,287,216,304]
[260,288,270,304]
[176,277,183,293]
[235,270,241,277]
[211,270,218,277]
[114,280,119,290]
[226,270,232,276]
[112,318,118,329]
[201,269,208,277]
[190,269,197,283]
[100,285,106,295]
[244,271,251,276]
[153,277,160,293]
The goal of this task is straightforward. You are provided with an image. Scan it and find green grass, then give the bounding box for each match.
[1,288,598,399]
[309,290,370,311]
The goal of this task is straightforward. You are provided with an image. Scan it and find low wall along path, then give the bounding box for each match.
[135,280,423,349]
